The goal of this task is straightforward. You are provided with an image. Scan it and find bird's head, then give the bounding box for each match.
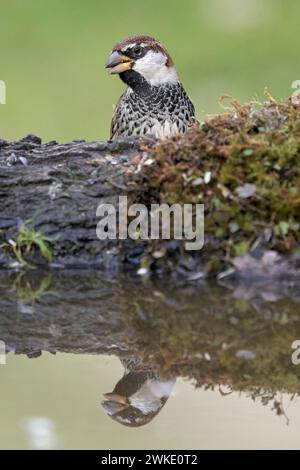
[105,35,179,87]
[101,369,176,427]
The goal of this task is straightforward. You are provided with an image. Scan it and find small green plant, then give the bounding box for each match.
[1,218,56,267]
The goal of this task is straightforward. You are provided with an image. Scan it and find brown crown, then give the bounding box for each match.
[112,35,174,67]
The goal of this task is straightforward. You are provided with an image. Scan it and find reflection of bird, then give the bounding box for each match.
[106,35,195,139]
[101,358,175,427]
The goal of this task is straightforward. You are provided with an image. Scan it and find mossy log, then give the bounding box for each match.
[1,96,300,278]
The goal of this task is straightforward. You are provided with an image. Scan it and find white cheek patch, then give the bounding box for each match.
[129,379,175,414]
[133,51,179,85]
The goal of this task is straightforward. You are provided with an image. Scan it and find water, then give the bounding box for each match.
[1,270,300,449]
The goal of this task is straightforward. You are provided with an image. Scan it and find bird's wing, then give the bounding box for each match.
[110,112,117,140]
[110,93,125,140]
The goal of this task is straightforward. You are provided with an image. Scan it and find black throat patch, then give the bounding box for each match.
[119,70,152,97]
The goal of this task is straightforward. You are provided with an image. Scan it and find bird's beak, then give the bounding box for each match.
[102,392,129,416]
[106,51,133,74]
[103,392,128,404]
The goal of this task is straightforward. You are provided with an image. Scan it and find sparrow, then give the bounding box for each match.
[101,357,175,427]
[106,35,195,140]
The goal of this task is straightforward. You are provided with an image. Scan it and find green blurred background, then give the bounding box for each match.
[0,0,299,142]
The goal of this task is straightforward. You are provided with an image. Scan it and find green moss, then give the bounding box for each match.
[134,94,300,259]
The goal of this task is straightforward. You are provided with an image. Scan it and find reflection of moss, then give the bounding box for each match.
[133,94,300,267]
[121,280,300,399]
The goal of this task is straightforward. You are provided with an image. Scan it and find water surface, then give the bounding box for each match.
[1,270,300,449]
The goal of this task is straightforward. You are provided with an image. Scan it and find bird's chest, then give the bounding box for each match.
[127,88,181,119]
[117,87,189,138]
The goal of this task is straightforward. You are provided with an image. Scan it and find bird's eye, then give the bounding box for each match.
[132,45,143,57]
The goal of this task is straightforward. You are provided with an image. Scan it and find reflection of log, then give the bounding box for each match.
[0,134,148,268]
[1,270,300,395]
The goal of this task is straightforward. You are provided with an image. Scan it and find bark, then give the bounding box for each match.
[0,134,147,269]
[1,134,299,279]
